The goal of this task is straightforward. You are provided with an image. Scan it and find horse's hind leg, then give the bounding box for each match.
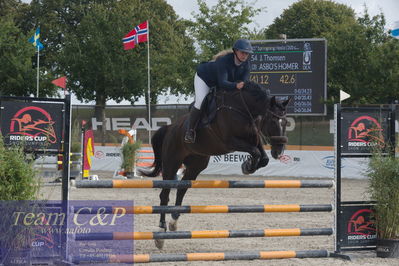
[155,161,181,249]
[169,155,210,231]
[155,188,170,250]
[158,188,170,230]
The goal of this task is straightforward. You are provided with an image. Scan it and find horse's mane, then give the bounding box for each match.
[242,81,270,102]
[211,49,233,61]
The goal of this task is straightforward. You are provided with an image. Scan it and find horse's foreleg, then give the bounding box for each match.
[229,138,261,175]
[257,143,269,169]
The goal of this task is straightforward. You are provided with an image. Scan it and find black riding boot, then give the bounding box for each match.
[184,107,201,143]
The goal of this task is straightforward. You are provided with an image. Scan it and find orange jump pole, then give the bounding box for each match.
[72,249,329,263]
[75,179,334,189]
[75,228,333,241]
[72,204,333,214]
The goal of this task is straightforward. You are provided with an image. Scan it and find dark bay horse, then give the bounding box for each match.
[140,81,289,249]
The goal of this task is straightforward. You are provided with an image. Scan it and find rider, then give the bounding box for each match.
[184,39,253,143]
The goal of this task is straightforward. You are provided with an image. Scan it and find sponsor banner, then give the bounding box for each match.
[338,205,377,248]
[88,147,369,179]
[341,110,391,155]
[92,146,123,171]
[0,101,63,152]
[203,150,368,178]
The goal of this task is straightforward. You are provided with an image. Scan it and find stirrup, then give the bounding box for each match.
[184,129,196,143]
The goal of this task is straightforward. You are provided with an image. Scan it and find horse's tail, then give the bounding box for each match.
[138,125,168,177]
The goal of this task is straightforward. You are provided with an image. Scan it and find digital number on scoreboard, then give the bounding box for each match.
[250,39,326,115]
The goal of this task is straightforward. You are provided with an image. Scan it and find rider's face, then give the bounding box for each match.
[235,50,250,62]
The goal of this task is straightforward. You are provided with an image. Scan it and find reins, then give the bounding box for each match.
[214,87,288,146]
[216,91,253,121]
[216,90,262,145]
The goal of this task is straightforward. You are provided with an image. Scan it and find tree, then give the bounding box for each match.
[21,0,196,142]
[58,0,195,107]
[0,0,56,97]
[324,9,397,103]
[368,39,399,103]
[22,0,196,102]
[189,0,263,62]
[264,0,356,39]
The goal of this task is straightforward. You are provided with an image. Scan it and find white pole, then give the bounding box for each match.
[147,20,151,144]
[36,46,40,97]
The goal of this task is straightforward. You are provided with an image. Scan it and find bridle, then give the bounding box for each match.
[262,109,288,146]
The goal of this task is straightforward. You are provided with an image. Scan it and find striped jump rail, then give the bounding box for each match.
[72,249,329,263]
[137,156,155,160]
[137,150,154,153]
[136,162,153,167]
[75,228,333,241]
[75,179,334,189]
[72,204,333,214]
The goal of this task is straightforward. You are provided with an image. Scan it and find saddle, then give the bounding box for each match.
[187,88,218,130]
[199,88,218,129]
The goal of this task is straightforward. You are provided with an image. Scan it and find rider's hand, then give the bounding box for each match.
[236,82,244,90]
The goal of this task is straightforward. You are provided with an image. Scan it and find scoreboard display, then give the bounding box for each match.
[249,39,327,115]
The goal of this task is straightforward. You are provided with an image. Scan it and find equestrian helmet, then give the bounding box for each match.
[233,39,253,53]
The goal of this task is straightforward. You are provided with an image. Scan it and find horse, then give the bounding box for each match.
[139,81,289,249]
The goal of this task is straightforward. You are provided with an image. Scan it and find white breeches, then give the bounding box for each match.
[194,73,210,110]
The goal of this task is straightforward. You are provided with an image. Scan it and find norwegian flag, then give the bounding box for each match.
[123,21,148,50]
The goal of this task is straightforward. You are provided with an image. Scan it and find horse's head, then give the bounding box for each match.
[261,96,290,159]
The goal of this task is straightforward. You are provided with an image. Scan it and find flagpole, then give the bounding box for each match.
[36,46,40,97]
[147,20,151,145]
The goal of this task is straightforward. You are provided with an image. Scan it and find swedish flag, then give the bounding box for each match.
[28,27,44,51]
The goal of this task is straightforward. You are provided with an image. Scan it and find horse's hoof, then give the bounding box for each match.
[241,160,256,175]
[155,227,166,249]
[155,239,164,250]
[241,164,249,175]
[169,218,178,231]
[258,157,269,168]
[241,161,251,175]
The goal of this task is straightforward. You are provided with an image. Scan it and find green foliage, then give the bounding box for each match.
[0,11,36,96]
[0,0,59,97]
[24,0,195,105]
[366,40,399,104]
[190,0,263,62]
[327,9,398,104]
[367,151,399,239]
[264,0,355,39]
[0,136,39,200]
[121,140,142,173]
[4,0,397,105]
